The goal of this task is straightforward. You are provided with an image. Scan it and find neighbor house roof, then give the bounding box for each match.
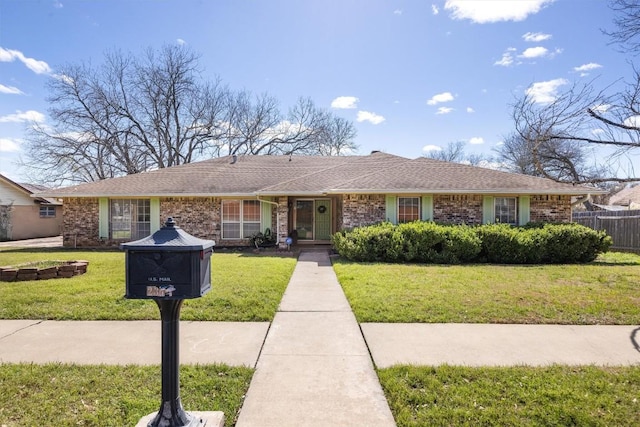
[608,185,640,207]
[1,173,62,205]
[33,152,605,198]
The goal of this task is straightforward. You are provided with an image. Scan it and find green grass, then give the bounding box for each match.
[0,363,253,427]
[333,252,640,324]
[379,365,640,427]
[0,250,296,321]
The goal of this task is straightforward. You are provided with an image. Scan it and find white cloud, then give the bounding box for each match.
[436,107,454,115]
[574,62,602,73]
[394,9,402,15]
[623,115,640,128]
[422,144,442,152]
[444,0,554,23]
[525,78,568,104]
[357,111,385,124]
[0,138,21,153]
[176,38,187,45]
[331,96,359,109]
[0,84,23,94]
[494,48,516,66]
[520,46,548,59]
[427,92,454,105]
[523,32,551,42]
[0,110,46,123]
[591,128,606,137]
[591,103,610,113]
[432,4,439,15]
[0,47,51,74]
[469,137,484,145]
[466,107,475,113]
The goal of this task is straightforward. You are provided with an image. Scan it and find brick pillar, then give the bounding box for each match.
[277,196,289,248]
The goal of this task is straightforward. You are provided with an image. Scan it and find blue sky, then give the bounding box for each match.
[0,0,632,183]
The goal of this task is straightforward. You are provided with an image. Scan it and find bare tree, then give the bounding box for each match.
[24,45,357,185]
[604,0,640,53]
[505,74,640,185]
[425,141,466,162]
[424,141,494,166]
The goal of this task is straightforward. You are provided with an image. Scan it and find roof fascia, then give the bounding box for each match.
[325,188,608,196]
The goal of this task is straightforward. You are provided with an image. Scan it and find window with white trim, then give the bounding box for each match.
[39,206,56,218]
[222,200,261,239]
[110,199,150,240]
[494,197,517,225]
[398,197,420,223]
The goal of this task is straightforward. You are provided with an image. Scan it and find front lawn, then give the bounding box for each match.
[333,252,640,324]
[0,250,296,321]
[0,363,252,427]
[379,364,640,427]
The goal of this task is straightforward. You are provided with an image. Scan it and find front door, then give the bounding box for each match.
[294,199,332,241]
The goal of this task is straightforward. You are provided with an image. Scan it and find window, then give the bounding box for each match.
[110,199,150,240]
[39,206,56,218]
[494,197,517,225]
[222,199,261,239]
[398,197,420,223]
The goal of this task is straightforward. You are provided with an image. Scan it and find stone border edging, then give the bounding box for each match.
[0,261,89,282]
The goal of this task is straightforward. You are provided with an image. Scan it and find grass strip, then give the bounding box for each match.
[379,364,640,427]
[0,363,253,427]
[334,252,640,324]
[0,250,296,321]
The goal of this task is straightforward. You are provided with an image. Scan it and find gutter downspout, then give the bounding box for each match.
[257,197,280,247]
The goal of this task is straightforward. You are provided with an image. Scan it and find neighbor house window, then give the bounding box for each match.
[110,199,150,240]
[398,197,420,223]
[222,200,261,239]
[39,206,56,218]
[494,197,517,225]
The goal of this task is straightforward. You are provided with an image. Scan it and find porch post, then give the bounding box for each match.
[277,196,289,248]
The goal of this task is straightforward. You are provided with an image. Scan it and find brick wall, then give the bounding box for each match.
[530,195,571,222]
[62,198,101,247]
[341,194,386,229]
[433,195,483,225]
[160,197,217,240]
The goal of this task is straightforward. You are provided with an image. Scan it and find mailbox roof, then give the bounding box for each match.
[121,221,214,251]
[34,152,605,197]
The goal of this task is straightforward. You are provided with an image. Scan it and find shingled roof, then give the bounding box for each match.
[34,152,603,198]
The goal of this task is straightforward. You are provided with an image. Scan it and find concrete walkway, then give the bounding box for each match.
[235,251,396,427]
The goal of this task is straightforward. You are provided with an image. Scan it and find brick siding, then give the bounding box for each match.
[433,195,483,225]
[62,198,101,247]
[341,194,386,229]
[62,193,573,247]
[530,195,571,222]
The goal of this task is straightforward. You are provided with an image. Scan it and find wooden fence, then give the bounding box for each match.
[573,210,640,253]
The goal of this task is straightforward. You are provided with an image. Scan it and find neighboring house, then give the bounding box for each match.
[34,152,605,248]
[0,174,63,241]
[608,185,640,210]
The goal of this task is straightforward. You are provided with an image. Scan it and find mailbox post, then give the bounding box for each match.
[122,218,215,427]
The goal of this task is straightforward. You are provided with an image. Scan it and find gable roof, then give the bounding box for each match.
[608,185,640,207]
[34,152,604,198]
[0,173,61,205]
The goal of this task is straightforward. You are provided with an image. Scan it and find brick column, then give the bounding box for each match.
[277,196,289,248]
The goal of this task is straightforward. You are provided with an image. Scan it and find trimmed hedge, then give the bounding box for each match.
[332,222,612,264]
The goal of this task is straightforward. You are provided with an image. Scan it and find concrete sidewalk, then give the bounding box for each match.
[0,320,268,366]
[235,251,396,427]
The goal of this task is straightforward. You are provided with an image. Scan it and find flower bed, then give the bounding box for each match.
[0,261,89,281]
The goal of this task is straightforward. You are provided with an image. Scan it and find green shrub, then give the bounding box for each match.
[333,221,611,264]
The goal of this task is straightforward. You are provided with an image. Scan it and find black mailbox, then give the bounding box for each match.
[121,218,214,300]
